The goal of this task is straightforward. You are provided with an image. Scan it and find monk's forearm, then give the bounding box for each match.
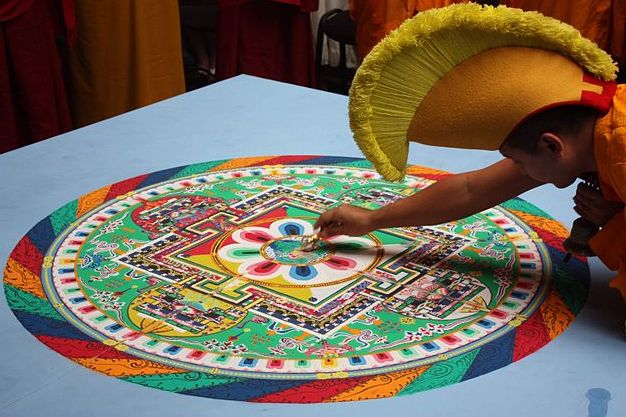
[370,173,481,228]
[369,159,542,229]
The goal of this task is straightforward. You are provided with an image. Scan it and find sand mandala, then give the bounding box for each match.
[3,156,589,402]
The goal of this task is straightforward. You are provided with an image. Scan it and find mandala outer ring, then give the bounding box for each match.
[2,156,589,403]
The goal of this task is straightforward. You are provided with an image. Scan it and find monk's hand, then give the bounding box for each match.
[314,204,378,238]
[573,183,625,227]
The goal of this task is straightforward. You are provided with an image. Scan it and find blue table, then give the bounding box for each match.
[1,75,624,417]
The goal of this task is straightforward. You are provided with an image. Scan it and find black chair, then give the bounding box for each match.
[315,9,357,95]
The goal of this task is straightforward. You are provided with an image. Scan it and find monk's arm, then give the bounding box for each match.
[316,159,543,237]
[370,158,542,228]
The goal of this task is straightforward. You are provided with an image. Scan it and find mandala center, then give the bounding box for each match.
[261,237,332,265]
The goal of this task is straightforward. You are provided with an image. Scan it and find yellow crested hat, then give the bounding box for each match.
[350,3,618,181]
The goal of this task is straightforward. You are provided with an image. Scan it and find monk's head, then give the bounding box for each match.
[499,105,599,188]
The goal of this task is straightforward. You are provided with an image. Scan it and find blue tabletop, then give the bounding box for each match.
[0,75,624,417]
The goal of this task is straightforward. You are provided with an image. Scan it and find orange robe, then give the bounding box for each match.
[68,0,185,127]
[589,84,626,299]
[348,0,468,61]
[503,0,625,63]
[349,1,625,64]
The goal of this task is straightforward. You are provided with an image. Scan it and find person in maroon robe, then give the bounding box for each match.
[0,0,72,153]
[215,0,318,87]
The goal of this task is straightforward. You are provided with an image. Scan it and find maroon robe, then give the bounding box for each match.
[0,0,72,153]
[216,0,318,87]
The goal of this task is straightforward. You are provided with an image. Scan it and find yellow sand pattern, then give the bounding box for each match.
[76,184,112,217]
[540,290,575,339]
[509,210,569,238]
[3,258,47,298]
[406,165,449,177]
[210,156,276,172]
[74,357,183,377]
[327,367,428,402]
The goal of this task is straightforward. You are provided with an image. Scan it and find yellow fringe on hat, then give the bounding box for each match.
[349,3,618,181]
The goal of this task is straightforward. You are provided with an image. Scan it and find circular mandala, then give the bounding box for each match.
[3,156,589,402]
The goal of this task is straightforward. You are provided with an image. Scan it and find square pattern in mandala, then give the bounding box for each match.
[113,186,477,337]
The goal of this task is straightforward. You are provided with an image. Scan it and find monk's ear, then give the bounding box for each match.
[538,133,565,158]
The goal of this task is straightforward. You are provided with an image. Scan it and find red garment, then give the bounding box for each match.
[216,0,317,87]
[45,0,76,45]
[0,0,72,153]
[0,0,34,21]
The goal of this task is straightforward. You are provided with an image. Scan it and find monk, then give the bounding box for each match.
[316,101,626,298]
[316,4,626,301]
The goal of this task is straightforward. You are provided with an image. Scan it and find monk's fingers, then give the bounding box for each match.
[318,220,345,238]
[573,201,597,218]
[576,182,599,195]
[573,205,586,218]
[315,208,347,237]
[573,189,601,206]
[572,196,592,213]
[314,208,339,230]
[313,215,326,231]
[573,203,611,227]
